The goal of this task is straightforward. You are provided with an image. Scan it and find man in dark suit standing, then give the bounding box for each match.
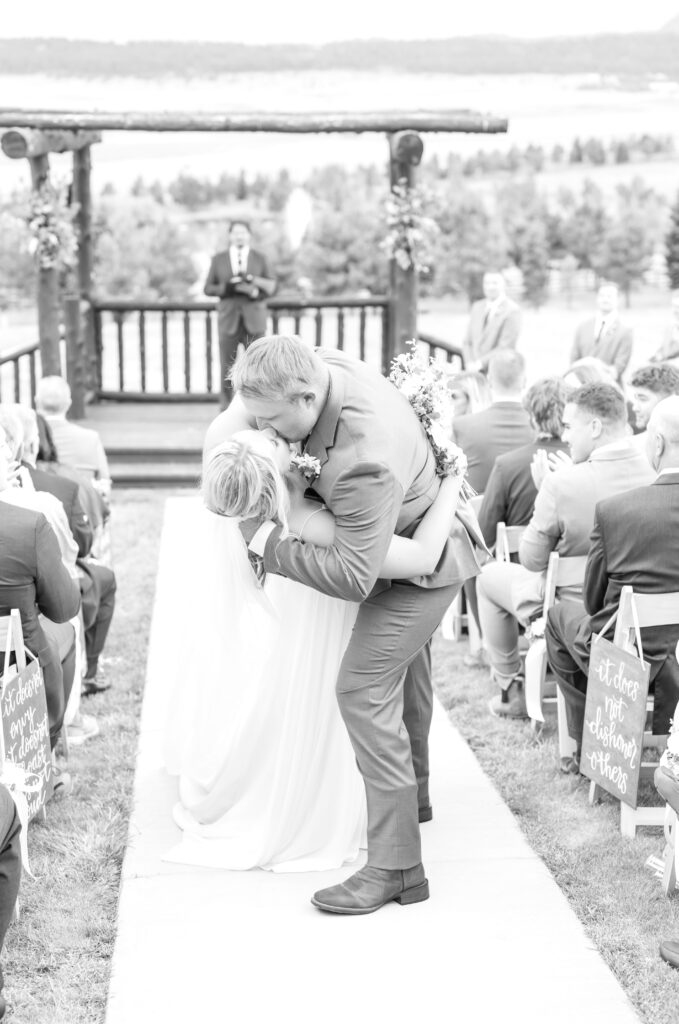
[204,221,277,409]
[462,271,521,372]
[546,395,679,763]
[571,281,633,383]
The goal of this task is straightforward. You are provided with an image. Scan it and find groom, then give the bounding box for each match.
[233,336,485,914]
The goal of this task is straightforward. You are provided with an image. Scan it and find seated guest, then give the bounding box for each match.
[563,356,617,389]
[453,350,534,653]
[479,383,655,718]
[628,363,679,438]
[35,376,111,499]
[565,357,636,432]
[12,405,116,697]
[0,785,21,1019]
[478,377,572,550]
[0,422,80,764]
[0,409,78,576]
[546,396,679,768]
[36,413,106,538]
[446,370,491,420]
[452,349,534,495]
[10,404,93,557]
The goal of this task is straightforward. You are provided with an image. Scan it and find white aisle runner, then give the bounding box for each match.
[106,498,641,1024]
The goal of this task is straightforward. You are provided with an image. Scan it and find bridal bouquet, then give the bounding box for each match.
[389,342,473,496]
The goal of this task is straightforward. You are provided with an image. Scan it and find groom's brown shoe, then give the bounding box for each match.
[311,864,429,915]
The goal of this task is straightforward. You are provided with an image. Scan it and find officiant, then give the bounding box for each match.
[204,220,277,409]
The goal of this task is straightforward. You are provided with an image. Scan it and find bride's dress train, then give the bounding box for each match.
[160,497,366,872]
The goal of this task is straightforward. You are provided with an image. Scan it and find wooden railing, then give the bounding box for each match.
[418,331,465,368]
[92,297,393,400]
[0,341,39,406]
[1,303,464,408]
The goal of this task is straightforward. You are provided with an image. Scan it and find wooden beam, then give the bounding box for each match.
[29,156,62,378]
[0,109,508,134]
[386,132,421,370]
[72,145,97,399]
[1,128,101,159]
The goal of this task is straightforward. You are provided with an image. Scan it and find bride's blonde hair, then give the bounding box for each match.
[202,435,289,534]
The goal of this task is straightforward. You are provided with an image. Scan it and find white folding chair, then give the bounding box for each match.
[523,552,587,751]
[495,522,526,564]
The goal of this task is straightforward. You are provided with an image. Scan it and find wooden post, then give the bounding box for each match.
[385,131,423,372]
[29,155,62,377]
[64,294,85,420]
[72,145,96,401]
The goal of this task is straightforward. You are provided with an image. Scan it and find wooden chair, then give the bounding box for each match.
[495,522,526,564]
[589,586,679,838]
[524,552,587,750]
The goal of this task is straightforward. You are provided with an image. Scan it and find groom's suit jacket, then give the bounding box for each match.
[260,349,487,602]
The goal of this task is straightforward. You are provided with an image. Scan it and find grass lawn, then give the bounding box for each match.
[433,632,679,1024]
[2,490,168,1024]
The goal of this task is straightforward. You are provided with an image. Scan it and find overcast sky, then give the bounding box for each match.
[0,1,677,44]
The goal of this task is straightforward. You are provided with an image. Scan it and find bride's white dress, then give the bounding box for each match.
[160,497,366,872]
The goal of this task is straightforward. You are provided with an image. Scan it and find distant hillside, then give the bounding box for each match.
[1,34,679,79]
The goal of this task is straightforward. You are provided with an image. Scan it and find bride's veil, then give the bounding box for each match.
[159,499,278,784]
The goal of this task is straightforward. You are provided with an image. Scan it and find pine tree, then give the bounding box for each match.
[666,192,679,289]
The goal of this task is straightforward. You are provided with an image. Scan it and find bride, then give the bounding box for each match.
[161,407,465,873]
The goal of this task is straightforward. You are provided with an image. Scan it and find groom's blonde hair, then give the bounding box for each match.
[230,335,321,401]
[202,436,289,533]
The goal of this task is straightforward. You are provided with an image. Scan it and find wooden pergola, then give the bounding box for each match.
[0,108,508,415]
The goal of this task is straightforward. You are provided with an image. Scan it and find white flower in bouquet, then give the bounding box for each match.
[667,732,679,756]
[525,616,546,643]
[660,712,679,780]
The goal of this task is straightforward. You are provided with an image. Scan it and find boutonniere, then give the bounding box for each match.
[289,452,322,484]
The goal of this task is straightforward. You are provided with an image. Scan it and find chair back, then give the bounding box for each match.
[496,522,527,563]
[542,553,588,614]
[613,586,679,653]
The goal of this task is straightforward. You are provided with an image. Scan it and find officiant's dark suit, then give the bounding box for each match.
[256,349,488,875]
[204,224,276,409]
[546,472,679,745]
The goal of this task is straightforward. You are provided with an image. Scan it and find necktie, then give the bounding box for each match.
[237,248,244,275]
[595,319,606,346]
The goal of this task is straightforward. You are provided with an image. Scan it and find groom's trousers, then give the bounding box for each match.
[336,580,460,870]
